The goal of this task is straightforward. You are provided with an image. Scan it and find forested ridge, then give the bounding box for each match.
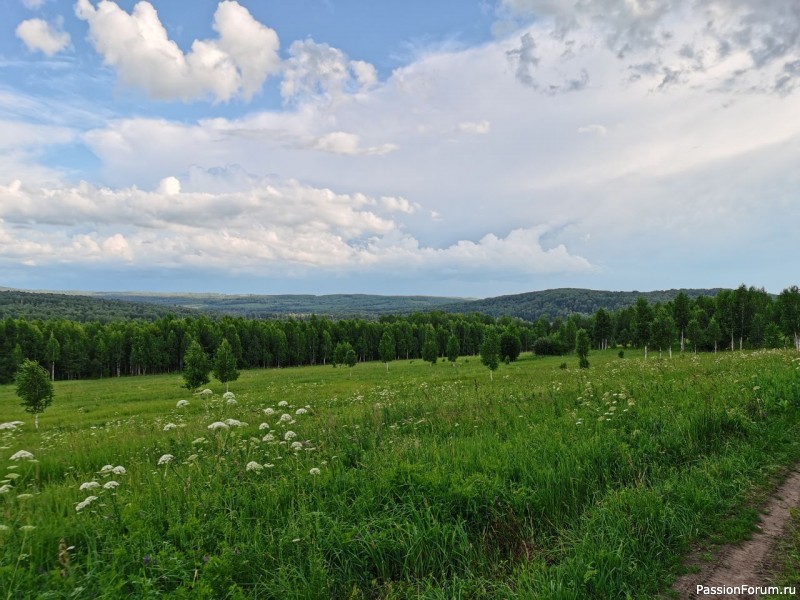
[0,284,797,384]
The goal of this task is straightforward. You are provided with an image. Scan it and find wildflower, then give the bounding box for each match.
[103,481,120,490]
[0,524,8,531]
[263,408,275,416]
[284,431,297,441]
[0,423,19,430]
[75,496,98,512]
[279,414,292,424]
[290,441,303,451]
[176,400,190,409]
[262,433,275,443]
[278,401,288,407]
[157,454,174,466]
[295,408,308,415]
[223,391,235,400]
[245,461,263,472]
[192,437,207,444]
[224,419,244,427]
[0,485,11,494]
[19,525,36,531]
[309,468,321,476]
[16,493,33,500]
[199,389,213,396]
[111,466,126,475]
[226,398,238,406]
[185,454,199,463]
[208,422,229,431]
[5,473,19,480]
[99,465,114,474]
[264,463,275,468]
[79,481,100,491]
[163,423,177,431]
[259,423,270,430]
[9,450,34,461]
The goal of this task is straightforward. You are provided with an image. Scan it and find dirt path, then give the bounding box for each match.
[673,467,800,599]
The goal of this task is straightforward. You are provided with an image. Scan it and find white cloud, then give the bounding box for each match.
[74,0,280,102]
[281,38,378,102]
[15,18,70,56]
[22,0,45,9]
[456,120,491,135]
[312,131,397,156]
[577,124,607,135]
[157,176,181,196]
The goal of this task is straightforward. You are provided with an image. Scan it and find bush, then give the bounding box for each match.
[533,336,567,356]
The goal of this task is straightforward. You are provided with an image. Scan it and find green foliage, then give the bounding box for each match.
[212,339,239,389]
[575,329,590,369]
[15,358,53,420]
[499,331,521,362]
[422,326,438,366]
[533,336,568,356]
[479,329,500,374]
[182,340,210,391]
[378,330,395,367]
[650,308,676,354]
[446,335,460,364]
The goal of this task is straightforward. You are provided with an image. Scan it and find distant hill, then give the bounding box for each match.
[0,287,728,323]
[440,288,725,321]
[0,290,195,322]
[87,292,468,318]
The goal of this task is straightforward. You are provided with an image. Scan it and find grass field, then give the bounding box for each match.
[1,350,800,599]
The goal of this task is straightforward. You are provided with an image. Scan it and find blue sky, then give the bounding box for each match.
[1,0,798,297]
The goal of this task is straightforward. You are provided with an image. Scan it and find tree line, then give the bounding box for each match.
[0,284,797,384]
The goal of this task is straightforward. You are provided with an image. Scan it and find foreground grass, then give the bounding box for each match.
[1,350,799,598]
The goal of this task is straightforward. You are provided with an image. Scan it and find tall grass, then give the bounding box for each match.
[1,350,799,598]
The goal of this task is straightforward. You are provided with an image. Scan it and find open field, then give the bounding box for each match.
[1,350,800,598]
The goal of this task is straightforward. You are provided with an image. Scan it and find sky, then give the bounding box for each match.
[0,0,798,297]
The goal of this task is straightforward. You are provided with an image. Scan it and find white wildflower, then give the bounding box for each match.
[75,496,98,512]
[284,431,297,441]
[245,461,263,472]
[263,408,275,416]
[99,465,114,474]
[16,493,33,500]
[264,463,275,468]
[226,398,238,406]
[163,423,177,431]
[262,433,275,443]
[111,466,126,475]
[295,408,308,415]
[208,422,229,431]
[19,525,36,531]
[290,441,303,451]
[5,473,19,480]
[309,468,321,476]
[279,414,292,424]
[192,437,207,444]
[259,423,270,430]
[103,481,120,490]
[157,454,174,466]
[0,485,11,494]
[176,400,190,409]
[0,524,8,531]
[9,450,34,461]
[79,481,100,491]
[223,391,235,399]
[278,401,288,407]
[199,389,213,396]
[0,423,19,431]
[224,419,243,427]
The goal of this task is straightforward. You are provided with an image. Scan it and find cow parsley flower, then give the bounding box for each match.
[284,431,297,441]
[295,408,308,415]
[208,422,229,431]
[223,391,235,400]
[103,481,120,490]
[290,441,303,451]
[16,493,33,500]
[111,466,126,475]
[0,484,12,494]
[99,465,114,474]
[176,400,190,409]
[279,414,292,424]
[278,401,288,407]
[75,496,98,512]
[226,398,237,406]
[19,525,36,531]
[259,423,270,430]
[262,433,275,443]
[192,437,207,445]
[0,422,19,430]
[245,461,263,472]
[199,389,213,396]
[224,419,243,427]
[79,481,100,491]
[9,450,34,461]
[157,454,174,466]
[263,408,275,416]
[163,423,177,431]
[309,468,321,476]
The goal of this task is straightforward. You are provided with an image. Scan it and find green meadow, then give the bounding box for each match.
[1,350,800,598]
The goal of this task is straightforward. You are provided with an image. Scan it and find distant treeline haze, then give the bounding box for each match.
[0,285,798,383]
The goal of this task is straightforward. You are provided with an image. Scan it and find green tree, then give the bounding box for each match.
[575,328,590,369]
[344,347,357,377]
[651,308,675,358]
[686,317,701,354]
[500,330,521,362]
[182,340,210,391]
[479,329,500,380]
[212,339,239,392]
[15,359,53,430]
[706,317,721,354]
[45,332,60,381]
[593,308,613,350]
[446,334,460,365]
[634,297,653,359]
[778,286,800,352]
[378,329,395,372]
[422,326,438,366]
[672,292,691,352]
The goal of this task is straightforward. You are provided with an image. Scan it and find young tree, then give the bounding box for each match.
[575,328,590,369]
[15,359,53,431]
[182,340,210,391]
[344,347,357,377]
[593,308,613,350]
[422,327,438,366]
[378,329,395,372]
[778,286,800,352]
[500,330,521,362]
[673,292,690,352]
[212,339,239,392]
[45,332,60,381]
[651,308,676,358]
[480,329,500,380]
[634,297,653,359]
[706,317,721,354]
[446,334,460,366]
[686,317,701,354]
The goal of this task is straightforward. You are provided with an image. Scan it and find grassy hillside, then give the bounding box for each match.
[1,349,799,598]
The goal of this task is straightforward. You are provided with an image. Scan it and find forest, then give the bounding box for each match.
[0,284,798,383]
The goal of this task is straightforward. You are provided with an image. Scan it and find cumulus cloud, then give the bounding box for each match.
[15,18,70,56]
[281,38,379,103]
[74,0,280,102]
[456,120,491,135]
[0,177,591,276]
[22,0,45,9]
[312,131,397,156]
